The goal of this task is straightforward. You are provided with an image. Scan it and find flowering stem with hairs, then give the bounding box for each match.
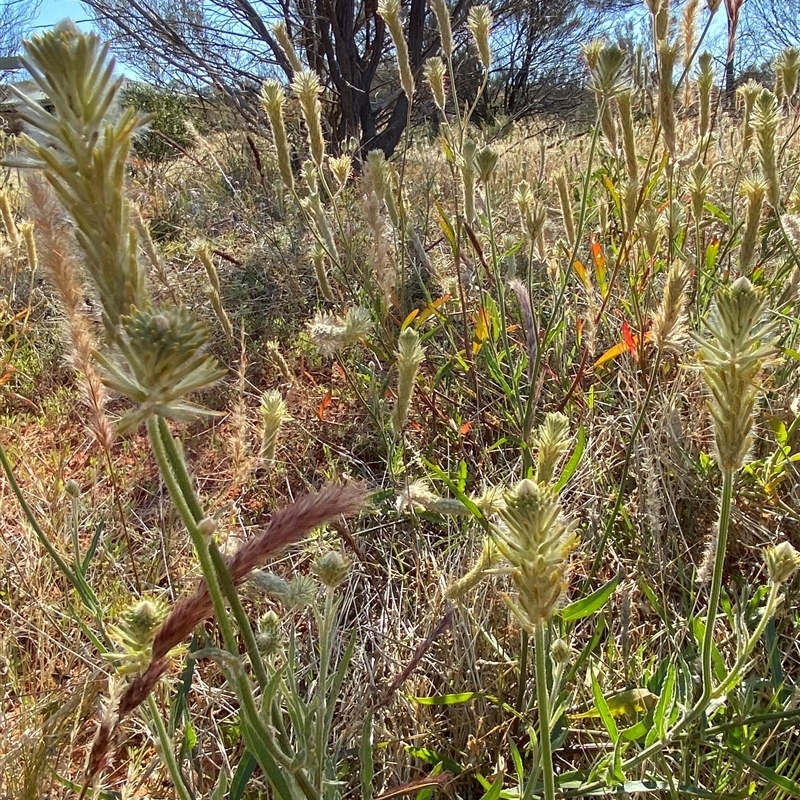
[147,694,193,800]
[700,467,734,704]
[146,417,237,653]
[534,622,556,800]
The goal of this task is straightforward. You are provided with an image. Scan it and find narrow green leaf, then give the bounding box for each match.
[170,633,198,736]
[81,520,105,572]
[209,767,229,800]
[435,200,457,254]
[480,773,505,800]
[54,775,121,799]
[240,717,297,800]
[653,663,676,741]
[361,712,374,800]
[405,746,463,775]
[229,753,257,800]
[561,572,622,621]
[591,668,619,745]
[620,719,650,741]
[415,762,445,800]
[553,425,586,491]
[412,691,483,706]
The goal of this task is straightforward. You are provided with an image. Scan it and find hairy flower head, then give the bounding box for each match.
[492,479,578,627]
[694,277,776,473]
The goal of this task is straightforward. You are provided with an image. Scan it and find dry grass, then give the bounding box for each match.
[1,17,800,800]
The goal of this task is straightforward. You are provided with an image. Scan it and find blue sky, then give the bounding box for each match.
[31,0,95,34]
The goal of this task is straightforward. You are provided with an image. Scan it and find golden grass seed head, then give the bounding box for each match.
[638,203,662,258]
[107,598,169,675]
[622,178,639,231]
[272,21,303,73]
[493,478,578,627]
[424,57,448,112]
[467,5,493,72]
[585,42,629,99]
[687,161,710,223]
[651,260,690,352]
[617,90,638,181]
[262,79,294,191]
[534,412,571,485]
[765,541,800,584]
[21,221,37,271]
[697,52,714,137]
[737,79,762,154]
[475,146,498,185]
[329,153,353,189]
[752,89,782,209]
[260,389,290,464]
[556,170,576,247]
[344,306,373,341]
[658,42,677,155]
[310,244,335,302]
[774,47,800,101]
[445,536,499,599]
[0,190,19,246]
[19,27,150,336]
[99,306,224,431]
[363,149,390,202]
[430,0,453,59]
[308,308,372,357]
[292,69,326,166]
[654,0,670,42]
[680,0,700,73]
[378,0,414,100]
[739,178,766,273]
[392,326,425,434]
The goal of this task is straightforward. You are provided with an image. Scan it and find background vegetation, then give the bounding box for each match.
[1,1,800,799]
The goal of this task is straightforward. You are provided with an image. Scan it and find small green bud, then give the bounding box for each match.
[247,570,291,599]
[257,610,283,655]
[475,146,498,185]
[65,479,81,497]
[197,517,217,538]
[551,638,572,664]
[312,550,351,588]
[282,575,317,609]
[765,541,800,584]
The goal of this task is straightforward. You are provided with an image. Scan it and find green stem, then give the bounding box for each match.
[157,416,204,522]
[516,630,529,715]
[146,417,238,656]
[147,693,194,800]
[207,540,270,692]
[700,467,734,705]
[534,623,556,800]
